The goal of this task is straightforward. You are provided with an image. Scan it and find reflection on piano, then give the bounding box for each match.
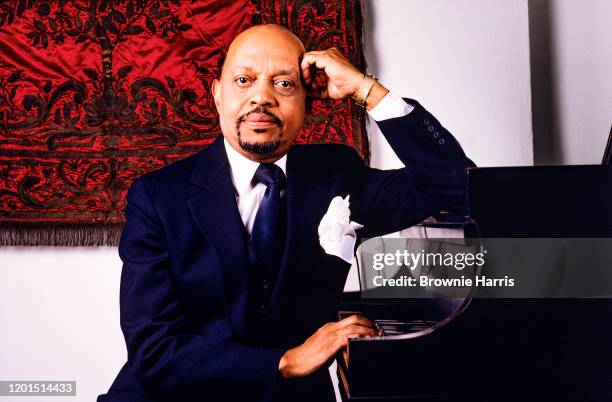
[337,165,612,401]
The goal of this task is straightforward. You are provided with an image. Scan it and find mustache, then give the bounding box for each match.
[236,106,283,128]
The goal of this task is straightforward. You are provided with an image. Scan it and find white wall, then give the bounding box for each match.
[529,0,612,165]
[0,248,124,401]
[548,0,612,164]
[364,0,534,168]
[1,1,610,401]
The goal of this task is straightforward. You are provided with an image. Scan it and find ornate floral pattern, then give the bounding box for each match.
[0,0,365,245]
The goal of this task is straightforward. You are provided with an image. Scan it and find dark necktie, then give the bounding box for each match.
[251,163,287,272]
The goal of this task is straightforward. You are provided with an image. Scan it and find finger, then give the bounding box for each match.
[333,318,374,335]
[338,314,375,329]
[307,85,328,99]
[321,316,375,340]
[338,324,377,338]
[332,331,371,354]
[300,60,311,85]
[342,348,349,366]
[300,52,332,84]
[300,53,318,85]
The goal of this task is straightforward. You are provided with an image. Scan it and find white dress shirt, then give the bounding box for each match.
[224,92,413,238]
[224,141,288,234]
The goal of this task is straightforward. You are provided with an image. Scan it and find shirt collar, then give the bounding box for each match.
[223,139,287,196]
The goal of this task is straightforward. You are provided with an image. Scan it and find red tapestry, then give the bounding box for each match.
[0,0,366,245]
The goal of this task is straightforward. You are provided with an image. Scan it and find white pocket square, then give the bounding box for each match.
[318,195,364,263]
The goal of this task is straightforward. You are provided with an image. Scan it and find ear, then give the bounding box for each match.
[212,79,221,110]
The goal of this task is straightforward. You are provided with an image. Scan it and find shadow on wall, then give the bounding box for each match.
[363,0,609,166]
[528,0,562,165]
[361,0,379,77]
[364,0,560,165]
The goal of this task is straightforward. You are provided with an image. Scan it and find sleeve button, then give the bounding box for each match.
[439,138,446,145]
[427,125,435,132]
[424,119,430,125]
[433,131,440,138]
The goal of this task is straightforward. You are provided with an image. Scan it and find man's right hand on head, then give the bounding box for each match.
[278,315,377,378]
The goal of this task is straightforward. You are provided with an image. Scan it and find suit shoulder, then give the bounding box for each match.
[132,151,200,196]
[291,143,363,166]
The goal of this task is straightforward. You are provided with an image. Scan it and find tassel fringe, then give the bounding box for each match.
[0,223,124,247]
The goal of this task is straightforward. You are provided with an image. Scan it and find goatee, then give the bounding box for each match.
[235,106,284,154]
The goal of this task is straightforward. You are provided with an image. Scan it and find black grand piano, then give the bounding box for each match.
[337,164,612,401]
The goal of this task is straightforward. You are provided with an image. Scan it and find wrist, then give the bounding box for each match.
[365,81,389,111]
[351,74,389,110]
[351,73,375,107]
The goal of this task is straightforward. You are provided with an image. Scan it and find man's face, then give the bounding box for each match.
[212,25,306,163]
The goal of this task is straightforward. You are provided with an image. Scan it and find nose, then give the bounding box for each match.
[249,79,277,108]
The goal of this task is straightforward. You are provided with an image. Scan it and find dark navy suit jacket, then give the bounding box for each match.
[98,99,474,402]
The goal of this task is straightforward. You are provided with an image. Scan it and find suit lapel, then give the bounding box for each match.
[187,141,331,332]
[187,136,251,337]
[268,146,325,317]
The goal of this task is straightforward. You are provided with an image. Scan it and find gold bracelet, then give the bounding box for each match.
[351,73,377,107]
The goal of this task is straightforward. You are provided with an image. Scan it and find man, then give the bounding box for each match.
[99,24,473,402]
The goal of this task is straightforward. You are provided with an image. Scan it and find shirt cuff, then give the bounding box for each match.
[367,91,414,121]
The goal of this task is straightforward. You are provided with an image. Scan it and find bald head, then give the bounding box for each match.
[221,24,306,78]
[212,24,307,163]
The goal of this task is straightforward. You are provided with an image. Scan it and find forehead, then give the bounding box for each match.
[224,31,303,74]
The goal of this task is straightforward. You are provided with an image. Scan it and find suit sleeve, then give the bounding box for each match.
[119,178,284,401]
[352,98,475,238]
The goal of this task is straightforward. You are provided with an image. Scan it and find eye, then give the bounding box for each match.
[275,80,295,90]
[235,76,251,87]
